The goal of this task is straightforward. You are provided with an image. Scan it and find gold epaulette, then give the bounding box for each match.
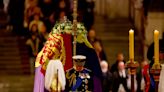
[66,69,76,87]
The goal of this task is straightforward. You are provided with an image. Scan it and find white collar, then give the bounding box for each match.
[119,69,126,78]
[118,84,126,92]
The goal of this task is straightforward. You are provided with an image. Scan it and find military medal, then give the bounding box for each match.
[85,79,88,84]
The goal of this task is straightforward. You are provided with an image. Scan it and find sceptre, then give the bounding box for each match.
[72,0,78,56]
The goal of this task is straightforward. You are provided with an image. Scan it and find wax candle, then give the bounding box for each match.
[154,30,159,64]
[129,29,134,61]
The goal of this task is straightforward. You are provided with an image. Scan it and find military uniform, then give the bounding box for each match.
[65,68,94,92]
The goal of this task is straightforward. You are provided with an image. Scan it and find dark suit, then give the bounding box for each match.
[76,43,103,79]
[102,71,113,92]
[112,71,130,92]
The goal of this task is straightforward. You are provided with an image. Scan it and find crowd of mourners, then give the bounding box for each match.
[23,0,95,75]
[0,0,95,74]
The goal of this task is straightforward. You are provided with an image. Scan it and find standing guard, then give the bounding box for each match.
[65,55,94,92]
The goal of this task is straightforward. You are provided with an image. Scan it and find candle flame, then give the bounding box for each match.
[129,29,134,32]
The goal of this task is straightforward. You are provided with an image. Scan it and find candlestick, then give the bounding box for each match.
[127,29,139,92]
[154,30,159,64]
[129,29,134,61]
[150,30,161,92]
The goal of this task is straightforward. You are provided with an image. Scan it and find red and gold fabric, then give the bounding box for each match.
[35,32,66,74]
[142,64,150,92]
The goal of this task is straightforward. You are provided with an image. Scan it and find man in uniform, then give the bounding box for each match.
[65,55,94,91]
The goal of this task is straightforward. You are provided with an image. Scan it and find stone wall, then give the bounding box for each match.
[94,0,129,18]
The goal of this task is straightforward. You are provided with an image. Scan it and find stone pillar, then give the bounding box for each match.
[144,12,164,60]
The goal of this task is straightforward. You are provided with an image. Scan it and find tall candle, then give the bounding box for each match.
[154,30,159,64]
[129,29,134,61]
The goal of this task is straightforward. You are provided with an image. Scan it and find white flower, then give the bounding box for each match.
[77,23,81,28]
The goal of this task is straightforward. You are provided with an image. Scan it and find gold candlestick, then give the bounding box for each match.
[127,29,139,92]
[150,30,161,92]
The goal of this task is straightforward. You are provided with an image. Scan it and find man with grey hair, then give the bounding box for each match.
[100,61,112,92]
